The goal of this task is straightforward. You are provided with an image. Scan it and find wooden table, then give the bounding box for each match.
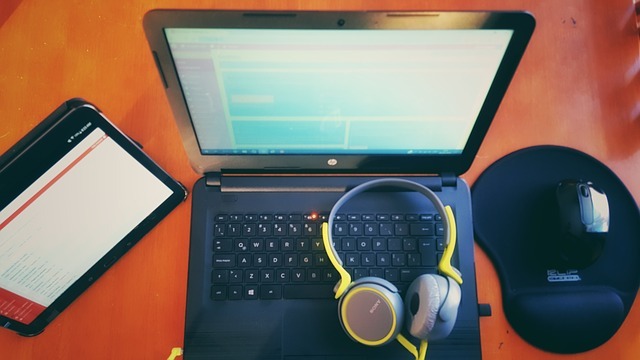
[1,0,639,359]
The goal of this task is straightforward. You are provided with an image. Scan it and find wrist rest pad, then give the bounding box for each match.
[471,145,640,353]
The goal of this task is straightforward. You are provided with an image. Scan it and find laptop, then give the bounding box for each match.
[143,10,534,359]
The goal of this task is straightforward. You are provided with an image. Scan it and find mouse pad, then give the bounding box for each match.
[471,145,640,353]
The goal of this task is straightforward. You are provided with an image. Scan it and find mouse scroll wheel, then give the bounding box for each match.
[579,185,590,198]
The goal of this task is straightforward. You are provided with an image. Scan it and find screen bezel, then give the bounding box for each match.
[143,11,535,176]
[0,100,187,336]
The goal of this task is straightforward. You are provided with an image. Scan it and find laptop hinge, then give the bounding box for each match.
[205,172,222,187]
[441,173,458,188]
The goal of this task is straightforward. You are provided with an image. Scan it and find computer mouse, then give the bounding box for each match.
[555,180,609,268]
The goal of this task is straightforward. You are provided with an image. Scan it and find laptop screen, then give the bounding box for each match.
[164,28,513,156]
[145,11,534,174]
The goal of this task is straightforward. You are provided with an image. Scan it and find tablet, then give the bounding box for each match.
[0,99,187,336]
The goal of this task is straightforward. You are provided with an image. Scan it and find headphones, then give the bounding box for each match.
[321,178,463,360]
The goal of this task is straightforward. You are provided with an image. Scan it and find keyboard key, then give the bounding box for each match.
[300,254,313,266]
[333,223,347,236]
[361,253,375,266]
[379,223,393,236]
[392,253,406,266]
[345,253,359,266]
[245,285,259,299]
[304,223,318,236]
[253,254,267,267]
[229,285,242,300]
[269,254,282,266]
[249,239,264,251]
[377,253,390,266]
[403,238,417,251]
[406,214,419,221]
[261,269,274,282]
[292,269,305,282]
[408,253,421,267]
[261,285,282,299]
[243,224,256,236]
[213,254,235,268]
[370,268,384,278]
[296,239,310,251]
[364,223,378,236]
[211,286,227,300]
[308,269,322,282]
[227,223,241,236]
[257,224,271,235]
[349,223,363,235]
[229,269,242,283]
[388,238,402,251]
[400,269,424,282]
[214,224,226,237]
[324,269,338,282]
[342,238,355,251]
[394,223,409,236]
[421,214,434,221]
[212,270,228,284]
[214,239,232,252]
[234,239,249,251]
[288,223,302,235]
[410,223,434,236]
[372,238,386,251]
[245,270,259,283]
[282,239,294,251]
[312,239,324,251]
[266,239,279,251]
[283,284,334,299]
[273,223,286,235]
[357,238,371,251]
[314,253,328,266]
[238,254,251,267]
[384,269,399,282]
[277,269,290,282]
[354,268,368,280]
[284,254,297,266]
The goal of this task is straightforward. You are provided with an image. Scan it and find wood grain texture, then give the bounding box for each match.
[1,0,639,359]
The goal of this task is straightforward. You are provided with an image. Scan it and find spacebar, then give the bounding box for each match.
[283,284,335,299]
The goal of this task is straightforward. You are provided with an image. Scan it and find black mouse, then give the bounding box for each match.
[555,180,609,268]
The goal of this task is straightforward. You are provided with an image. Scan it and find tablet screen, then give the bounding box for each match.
[0,102,184,332]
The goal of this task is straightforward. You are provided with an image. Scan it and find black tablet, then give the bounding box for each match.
[0,99,187,336]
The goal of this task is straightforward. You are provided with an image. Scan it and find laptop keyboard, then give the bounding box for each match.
[210,212,447,300]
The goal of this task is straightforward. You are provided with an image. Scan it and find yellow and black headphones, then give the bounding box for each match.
[321,178,463,360]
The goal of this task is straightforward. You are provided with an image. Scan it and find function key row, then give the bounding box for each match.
[214,213,441,222]
[215,214,328,222]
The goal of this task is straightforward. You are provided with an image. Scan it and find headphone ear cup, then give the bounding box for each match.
[404,274,461,341]
[338,277,404,346]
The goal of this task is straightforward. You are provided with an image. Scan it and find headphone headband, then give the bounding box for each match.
[321,178,462,299]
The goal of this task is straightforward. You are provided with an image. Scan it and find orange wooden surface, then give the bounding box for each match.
[1,0,639,359]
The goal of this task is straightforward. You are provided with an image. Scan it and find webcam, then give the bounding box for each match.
[337,19,346,27]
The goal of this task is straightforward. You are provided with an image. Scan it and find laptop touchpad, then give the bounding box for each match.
[282,301,353,356]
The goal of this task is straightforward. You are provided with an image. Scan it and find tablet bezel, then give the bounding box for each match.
[0,99,187,336]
